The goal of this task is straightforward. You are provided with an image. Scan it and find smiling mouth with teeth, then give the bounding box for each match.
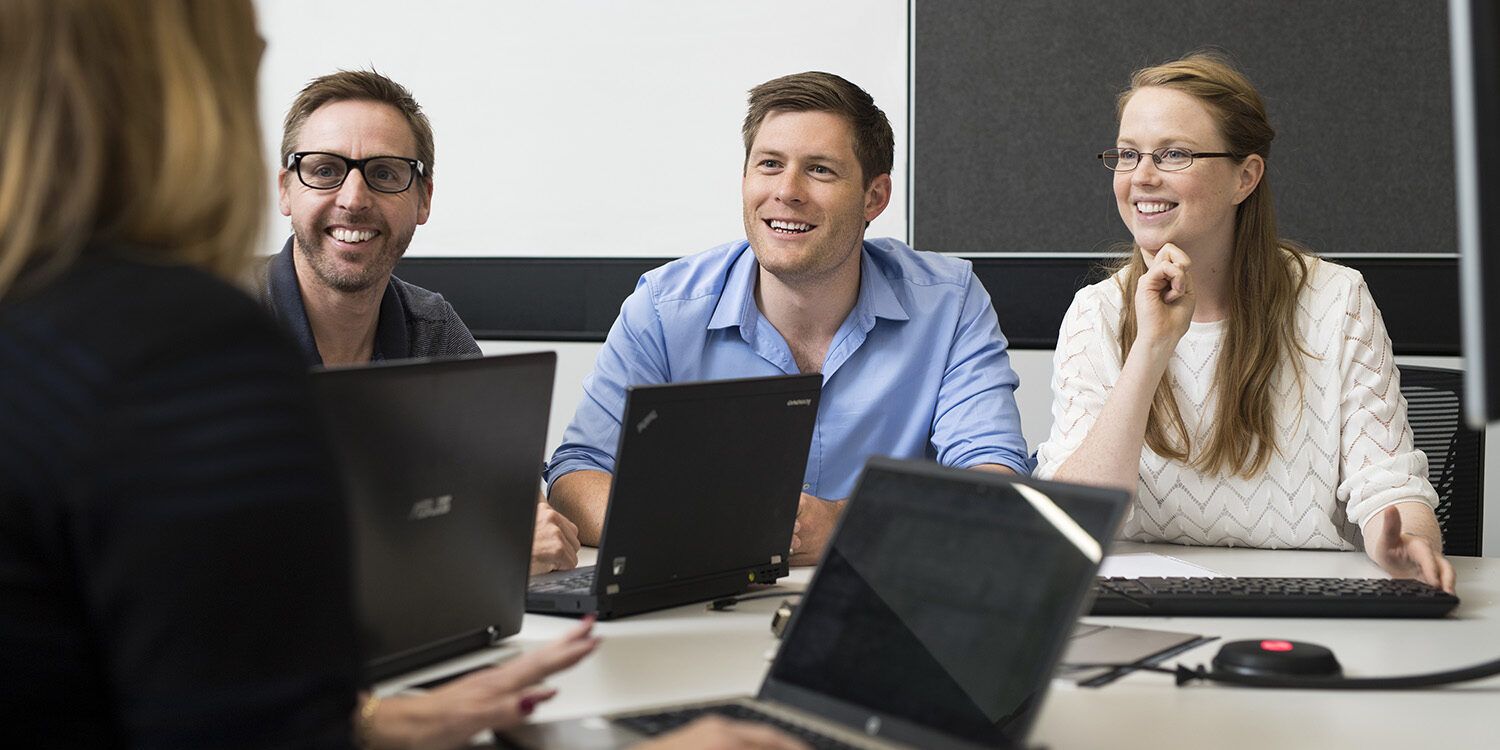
[1135,201,1178,215]
[329,227,378,244]
[766,219,815,235]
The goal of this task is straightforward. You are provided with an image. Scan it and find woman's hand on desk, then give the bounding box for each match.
[1365,504,1457,594]
[362,616,600,749]
[636,716,811,750]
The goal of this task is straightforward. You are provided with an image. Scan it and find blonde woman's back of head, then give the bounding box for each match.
[0,0,265,300]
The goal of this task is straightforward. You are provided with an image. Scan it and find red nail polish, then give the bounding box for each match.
[519,696,538,715]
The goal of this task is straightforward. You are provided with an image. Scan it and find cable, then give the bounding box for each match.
[707,590,802,611]
[1060,658,1500,690]
[1171,657,1500,690]
[1058,662,1176,676]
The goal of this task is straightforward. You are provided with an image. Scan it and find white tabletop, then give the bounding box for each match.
[499,543,1500,748]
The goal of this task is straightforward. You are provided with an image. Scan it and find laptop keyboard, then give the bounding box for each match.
[618,703,865,750]
[527,567,595,594]
[1090,576,1459,617]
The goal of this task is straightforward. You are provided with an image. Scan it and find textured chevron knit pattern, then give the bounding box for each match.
[1034,258,1437,550]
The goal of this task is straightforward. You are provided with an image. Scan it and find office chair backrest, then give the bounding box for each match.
[1399,365,1484,556]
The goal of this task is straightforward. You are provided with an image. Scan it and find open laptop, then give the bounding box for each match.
[310,352,555,682]
[528,373,821,620]
[510,456,1131,749]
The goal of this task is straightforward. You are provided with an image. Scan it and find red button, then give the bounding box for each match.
[1260,640,1294,652]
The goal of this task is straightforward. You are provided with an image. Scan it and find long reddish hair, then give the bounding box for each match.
[1115,52,1311,477]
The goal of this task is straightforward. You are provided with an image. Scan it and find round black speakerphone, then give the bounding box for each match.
[1212,639,1343,679]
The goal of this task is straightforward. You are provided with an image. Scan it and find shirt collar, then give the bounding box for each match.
[268,236,407,365]
[707,241,760,332]
[267,237,322,366]
[854,243,910,325]
[706,240,911,333]
[374,278,408,360]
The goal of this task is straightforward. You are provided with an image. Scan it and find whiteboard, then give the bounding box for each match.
[254,0,910,258]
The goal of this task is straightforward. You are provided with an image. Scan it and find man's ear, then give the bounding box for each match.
[863,172,892,223]
[277,168,293,217]
[416,178,433,225]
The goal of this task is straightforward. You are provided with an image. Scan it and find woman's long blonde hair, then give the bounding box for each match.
[0,0,265,300]
[1115,52,1311,477]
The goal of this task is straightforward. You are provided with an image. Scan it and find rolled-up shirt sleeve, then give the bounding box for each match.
[930,270,1035,475]
[1336,277,1439,530]
[544,276,671,488]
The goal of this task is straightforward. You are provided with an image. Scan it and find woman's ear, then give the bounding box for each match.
[1232,154,1265,205]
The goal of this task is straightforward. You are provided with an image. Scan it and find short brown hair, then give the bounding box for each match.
[280,70,435,183]
[742,71,893,187]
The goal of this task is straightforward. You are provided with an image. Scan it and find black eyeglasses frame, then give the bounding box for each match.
[285,151,426,194]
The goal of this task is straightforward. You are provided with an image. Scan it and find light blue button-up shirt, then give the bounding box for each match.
[545,237,1034,499]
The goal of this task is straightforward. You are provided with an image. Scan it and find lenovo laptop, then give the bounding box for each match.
[510,456,1131,749]
[527,373,821,620]
[311,352,555,682]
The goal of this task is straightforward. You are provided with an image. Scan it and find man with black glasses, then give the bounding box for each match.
[262,70,580,576]
[263,69,478,367]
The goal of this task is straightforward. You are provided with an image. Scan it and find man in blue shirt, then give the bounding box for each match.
[546,71,1032,564]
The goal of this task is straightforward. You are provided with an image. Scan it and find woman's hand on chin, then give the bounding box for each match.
[1134,242,1195,351]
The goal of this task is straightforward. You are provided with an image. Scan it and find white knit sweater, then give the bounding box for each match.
[1034,257,1437,550]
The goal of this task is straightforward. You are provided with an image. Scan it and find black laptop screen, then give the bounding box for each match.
[766,464,1117,747]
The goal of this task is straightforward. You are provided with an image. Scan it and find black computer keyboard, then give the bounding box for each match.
[527,567,594,594]
[617,703,863,750]
[1090,576,1459,618]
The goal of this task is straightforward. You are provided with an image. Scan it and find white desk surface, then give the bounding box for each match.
[498,543,1499,748]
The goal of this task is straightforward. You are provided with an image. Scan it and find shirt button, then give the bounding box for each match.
[802,483,811,490]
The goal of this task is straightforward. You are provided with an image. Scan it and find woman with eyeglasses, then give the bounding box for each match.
[1033,52,1454,592]
[0,1,805,748]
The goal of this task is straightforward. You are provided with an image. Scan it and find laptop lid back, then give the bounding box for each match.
[760,457,1130,749]
[592,374,821,594]
[311,353,555,681]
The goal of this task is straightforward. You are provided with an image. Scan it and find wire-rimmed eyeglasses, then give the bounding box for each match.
[1097,147,1237,172]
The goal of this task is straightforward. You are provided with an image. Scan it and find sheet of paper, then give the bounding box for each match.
[1097,552,1221,579]
[1055,623,1212,687]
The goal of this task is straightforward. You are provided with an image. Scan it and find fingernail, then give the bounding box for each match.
[519,696,539,715]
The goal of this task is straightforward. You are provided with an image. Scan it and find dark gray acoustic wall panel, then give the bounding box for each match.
[913,0,1453,256]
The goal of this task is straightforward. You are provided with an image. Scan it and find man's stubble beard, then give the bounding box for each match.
[292,222,415,295]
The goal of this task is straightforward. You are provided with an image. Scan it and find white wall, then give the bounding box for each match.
[484,340,1500,557]
[253,0,909,258]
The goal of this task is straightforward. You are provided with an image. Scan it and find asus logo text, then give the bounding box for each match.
[409,494,453,520]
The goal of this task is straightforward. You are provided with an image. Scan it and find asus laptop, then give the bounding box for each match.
[510,456,1131,749]
[311,352,555,682]
[527,373,821,620]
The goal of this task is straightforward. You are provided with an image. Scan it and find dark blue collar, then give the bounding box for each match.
[266,237,408,366]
